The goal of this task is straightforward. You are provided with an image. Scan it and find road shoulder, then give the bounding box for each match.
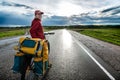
[69,30,120,74]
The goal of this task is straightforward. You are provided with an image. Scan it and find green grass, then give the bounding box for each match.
[0,28,51,39]
[0,29,25,39]
[73,28,120,46]
[44,28,52,32]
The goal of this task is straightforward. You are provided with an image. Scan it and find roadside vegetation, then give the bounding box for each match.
[73,28,120,46]
[0,27,50,39]
[0,25,120,46]
[0,28,25,39]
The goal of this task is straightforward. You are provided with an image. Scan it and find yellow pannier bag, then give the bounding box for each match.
[43,41,49,62]
[17,37,45,56]
[12,52,24,73]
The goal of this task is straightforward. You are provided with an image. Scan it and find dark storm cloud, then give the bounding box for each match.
[68,14,120,25]
[101,5,120,15]
[43,16,69,26]
[102,6,120,13]
[1,1,33,9]
[0,11,32,25]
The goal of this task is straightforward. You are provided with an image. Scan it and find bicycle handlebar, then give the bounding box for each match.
[44,31,55,35]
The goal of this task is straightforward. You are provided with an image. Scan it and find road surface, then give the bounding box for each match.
[0,29,119,80]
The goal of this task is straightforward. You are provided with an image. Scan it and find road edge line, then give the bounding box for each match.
[72,34,115,80]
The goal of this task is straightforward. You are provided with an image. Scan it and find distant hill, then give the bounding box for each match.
[0,25,120,29]
[44,25,120,29]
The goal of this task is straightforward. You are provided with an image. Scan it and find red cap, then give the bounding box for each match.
[35,10,44,15]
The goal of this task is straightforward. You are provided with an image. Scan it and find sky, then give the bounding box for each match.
[0,0,120,26]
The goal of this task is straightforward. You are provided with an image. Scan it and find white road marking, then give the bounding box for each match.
[69,31,115,80]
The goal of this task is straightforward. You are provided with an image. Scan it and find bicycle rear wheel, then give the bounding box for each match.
[20,55,33,80]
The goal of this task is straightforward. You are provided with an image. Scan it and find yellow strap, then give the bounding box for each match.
[34,57,43,62]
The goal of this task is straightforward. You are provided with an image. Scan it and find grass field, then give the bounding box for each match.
[73,28,120,46]
[0,28,50,39]
[0,29,25,39]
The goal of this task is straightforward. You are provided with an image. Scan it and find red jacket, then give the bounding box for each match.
[30,18,45,39]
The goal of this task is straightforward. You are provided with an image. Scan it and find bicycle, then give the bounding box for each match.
[13,31,54,80]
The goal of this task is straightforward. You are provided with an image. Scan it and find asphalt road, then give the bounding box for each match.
[0,29,120,80]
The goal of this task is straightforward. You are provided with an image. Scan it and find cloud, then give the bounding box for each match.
[101,5,120,15]
[101,6,120,13]
[102,6,120,15]
[42,15,69,26]
[42,5,120,26]
[0,11,32,25]
[0,1,35,18]
[0,1,33,9]
[70,0,106,7]
[68,11,120,25]
[0,0,120,26]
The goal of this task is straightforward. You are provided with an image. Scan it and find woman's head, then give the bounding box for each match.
[35,10,44,19]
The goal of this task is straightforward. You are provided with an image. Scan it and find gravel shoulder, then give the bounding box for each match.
[69,30,120,73]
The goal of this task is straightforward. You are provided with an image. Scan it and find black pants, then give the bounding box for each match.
[20,55,33,80]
